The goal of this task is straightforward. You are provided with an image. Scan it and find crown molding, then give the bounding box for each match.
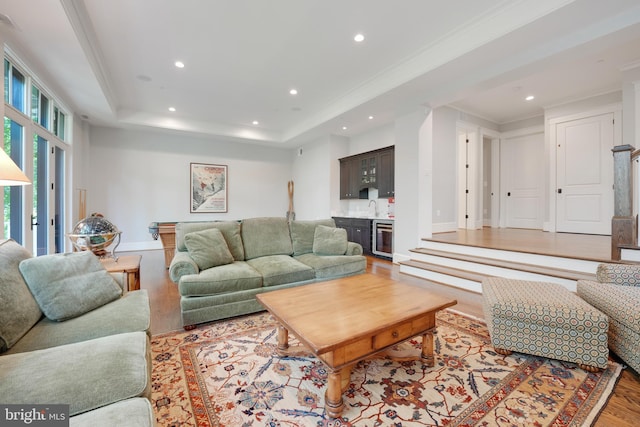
[60,0,117,115]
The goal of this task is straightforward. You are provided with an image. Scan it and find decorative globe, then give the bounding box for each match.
[68,214,122,259]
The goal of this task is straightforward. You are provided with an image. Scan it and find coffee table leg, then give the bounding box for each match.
[325,368,346,419]
[421,329,435,367]
[277,325,289,356]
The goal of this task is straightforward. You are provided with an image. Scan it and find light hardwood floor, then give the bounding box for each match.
[132,248,639,426]
[429,228,613,262]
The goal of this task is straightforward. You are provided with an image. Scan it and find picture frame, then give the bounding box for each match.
[190,163,228,213]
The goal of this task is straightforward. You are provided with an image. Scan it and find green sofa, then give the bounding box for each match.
[169,217,367,327]
[0,239,154,426]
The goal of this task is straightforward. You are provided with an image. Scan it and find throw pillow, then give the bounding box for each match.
[290,219,336,255]
[313,225,348,256]
[0,239,43,352]
[184,228,234,270]
[19,251,122,322]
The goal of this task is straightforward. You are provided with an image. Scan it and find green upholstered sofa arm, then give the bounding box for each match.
[346,241,363,256]
[169,251,199,284]
[109,272,126,291]
[596,263,640,286]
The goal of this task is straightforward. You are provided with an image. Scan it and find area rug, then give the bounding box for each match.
[151,310,622,426]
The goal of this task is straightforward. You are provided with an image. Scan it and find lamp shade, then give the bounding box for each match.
[0,149,31,186]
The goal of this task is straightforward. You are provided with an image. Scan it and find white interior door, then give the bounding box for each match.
[556,113,614,235]
[503,132,544,229]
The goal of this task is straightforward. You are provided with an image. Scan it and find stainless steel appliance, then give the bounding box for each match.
[372,219,393,258]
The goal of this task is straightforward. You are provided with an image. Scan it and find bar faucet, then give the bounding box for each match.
[368,200,378,217]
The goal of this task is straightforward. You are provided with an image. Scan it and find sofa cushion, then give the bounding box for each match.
[595,263,640,286]
[313,225,348,255]
[69,397,155,427]
[289,219,336,255]
[179,261,263,297]
[19,251,122,321]
[0,331,150,416]
[295,253,367,279]
[246,255,315,287]
[176,221,245,261]
[184,228,234,270]
[0,239,43,353]
[577,280,640,332]
[6,290,150,355]
[241,217,293,260]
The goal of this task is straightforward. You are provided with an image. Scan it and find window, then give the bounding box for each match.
[3,118,25,244]
[3,54,71,254]
[31,84,50,128]
[4,59,9,104]
[4,60,27,114]
[53,106,65,140]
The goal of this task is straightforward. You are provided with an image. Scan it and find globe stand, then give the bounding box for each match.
[67,214,122,261]
[68,231,122,261]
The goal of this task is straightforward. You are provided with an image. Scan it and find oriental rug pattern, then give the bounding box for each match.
[151,310,621,426]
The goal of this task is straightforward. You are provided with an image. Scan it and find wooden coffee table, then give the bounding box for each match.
[256,273,457,419]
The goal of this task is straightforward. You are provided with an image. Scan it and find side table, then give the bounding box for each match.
[100,255,142,292]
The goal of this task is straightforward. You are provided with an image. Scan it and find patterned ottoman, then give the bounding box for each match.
[482,277,609,372]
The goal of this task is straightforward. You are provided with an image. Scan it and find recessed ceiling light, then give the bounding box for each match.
[168,107,176,112]
[175,61,185,68]
[354,33,365,42]
[368,115,374,120]
[289,89,298,95]
[342,126,348,130]
[252,120,259,125]
[525,95,535,101]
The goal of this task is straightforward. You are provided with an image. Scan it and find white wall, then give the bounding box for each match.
[394,109,429,261]
[88,126,293,250]
[292,136,334,220]
[69,117,91,230]
[348,124,394,155]
[432,107,458,228]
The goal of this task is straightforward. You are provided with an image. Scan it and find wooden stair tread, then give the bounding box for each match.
[400,259,489,283]
[421,235,612,263]
[408,247,597,282]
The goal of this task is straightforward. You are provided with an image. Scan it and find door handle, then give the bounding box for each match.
[30,214,40,231]
[507,192,511,197]
[557,188,562,194]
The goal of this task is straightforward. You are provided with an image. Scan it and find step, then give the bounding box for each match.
[416,239,601,274]
[401,259,488,283]
[409,247,597,282]
[398,247,600,293]
[399,259,486,293]
[619,244,640,262]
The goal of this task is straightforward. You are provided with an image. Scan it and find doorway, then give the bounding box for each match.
[501,130,544,229]
[457,126,479,229]
[457,124,500,231]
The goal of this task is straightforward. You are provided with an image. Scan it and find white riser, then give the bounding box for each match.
[621,247,640,262]
[400,265,483,293]
[408,252,577,291]
[419,240,600,274]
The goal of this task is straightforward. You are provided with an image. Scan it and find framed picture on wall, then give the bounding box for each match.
[190,163,228,213]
